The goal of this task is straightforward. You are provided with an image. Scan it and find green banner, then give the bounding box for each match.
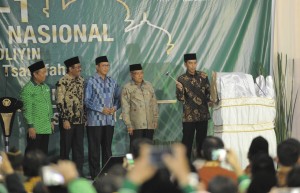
[0,0,271,164]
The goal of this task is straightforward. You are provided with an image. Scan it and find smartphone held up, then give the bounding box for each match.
[126,153,134,165]
[211,149,227,162]
[41,166,65,186]
[149,146,173,168]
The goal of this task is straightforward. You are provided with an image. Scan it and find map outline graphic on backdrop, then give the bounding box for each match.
[117,0,175,55]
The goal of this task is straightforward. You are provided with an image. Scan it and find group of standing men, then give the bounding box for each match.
[20,53,211,179]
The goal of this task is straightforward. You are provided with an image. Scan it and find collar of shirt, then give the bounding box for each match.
[30,78,44,86]
[94,73,111,82]
[65,73,75,79]
[65,73,81,81]
[185,71,199,78]
[130,79,145,86]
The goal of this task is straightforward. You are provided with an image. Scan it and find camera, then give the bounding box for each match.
[126,153,134,165]
[211,149,227,161]
[41,166,65,186]
[150,146,173,168]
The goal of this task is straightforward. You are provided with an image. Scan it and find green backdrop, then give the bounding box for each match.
[0,0,271,173]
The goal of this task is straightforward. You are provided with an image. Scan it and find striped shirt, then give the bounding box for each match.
[84,73,121,126]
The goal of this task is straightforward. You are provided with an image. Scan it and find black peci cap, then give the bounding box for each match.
[95,56,109,65]
[184,53,197,62]
[28,61,45,73]
[129,64,142,71]
[64,56,80,68]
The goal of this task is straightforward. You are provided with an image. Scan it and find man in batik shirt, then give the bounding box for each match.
[56,56,85,175]
[176,53,211,159]
[121,64,159,151]
[84,56,121,179]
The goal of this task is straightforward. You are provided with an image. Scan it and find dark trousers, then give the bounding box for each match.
[182,121,208,159]
[25,134,49,155]
[87,125,114,179]
[59,121,84,175]
[129,129,154,151]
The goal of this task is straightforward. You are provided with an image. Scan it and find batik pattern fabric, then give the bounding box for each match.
[176,71,211,122]
[84,74,121,126]
[121,80,158,130]
[56,74,85,124]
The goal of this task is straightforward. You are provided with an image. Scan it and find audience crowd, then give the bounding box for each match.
[1,136,300,193]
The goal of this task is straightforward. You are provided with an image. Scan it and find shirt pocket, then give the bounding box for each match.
[131,90,144,101]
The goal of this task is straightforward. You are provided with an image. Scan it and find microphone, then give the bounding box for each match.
[165,71,177,82]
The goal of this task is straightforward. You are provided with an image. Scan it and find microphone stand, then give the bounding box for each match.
[4,67,9,152]
[165,72,177,82]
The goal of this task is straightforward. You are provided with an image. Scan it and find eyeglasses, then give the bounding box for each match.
[101,64,110,67]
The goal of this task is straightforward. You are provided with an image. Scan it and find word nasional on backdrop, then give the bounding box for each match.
[0,0,114,61]
[7,24,114,44]
[0,24,114,61]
